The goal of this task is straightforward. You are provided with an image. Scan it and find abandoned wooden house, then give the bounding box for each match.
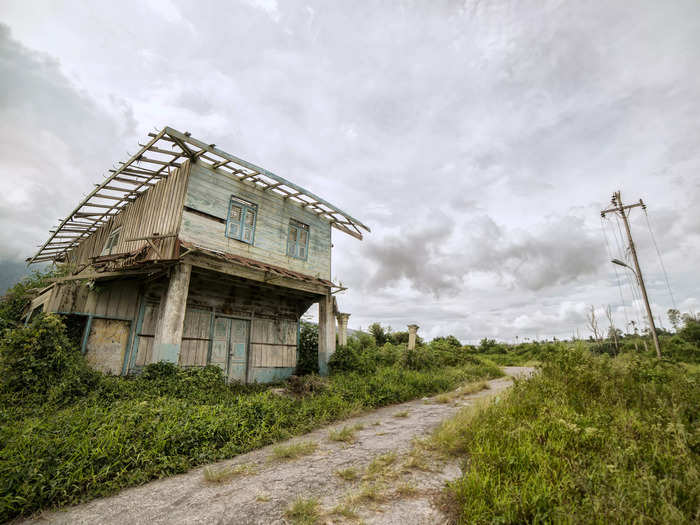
[27,126,369,382]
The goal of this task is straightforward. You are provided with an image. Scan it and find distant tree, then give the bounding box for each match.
[667,309,681,332]
[432,335,462,348]
[368,322,388,346]
[586,305,602,342]
[388,330,424,346]
[604,305,619,353]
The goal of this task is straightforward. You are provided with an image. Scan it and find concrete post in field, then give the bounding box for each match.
[407,324,419,350]
[336,313,350,346]
[318,294,336,375]
[153,263,192,364]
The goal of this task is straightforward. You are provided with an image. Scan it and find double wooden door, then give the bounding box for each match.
[211,317,249,382]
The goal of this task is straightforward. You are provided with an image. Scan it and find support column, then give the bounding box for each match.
[318,293,336,375]
[407,324,419,350]
[153,263,192,364]
[336,313,350,346]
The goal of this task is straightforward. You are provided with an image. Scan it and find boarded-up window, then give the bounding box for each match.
[179,308,212,367]
[225,196,257,244]
[250,318,298,368]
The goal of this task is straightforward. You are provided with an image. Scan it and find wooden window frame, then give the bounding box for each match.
[287,219,310,261]
[225,196,257,245]
[100,227,122,256]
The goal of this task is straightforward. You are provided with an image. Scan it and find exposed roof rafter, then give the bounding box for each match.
[28,126,369,265]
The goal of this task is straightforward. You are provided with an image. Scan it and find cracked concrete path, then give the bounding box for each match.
[24,367,533,525]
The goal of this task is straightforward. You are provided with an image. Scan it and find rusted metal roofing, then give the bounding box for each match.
[180,241,339,290]
[28,126,370,264]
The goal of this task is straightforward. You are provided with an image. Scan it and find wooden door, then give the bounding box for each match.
[211,317,230,372]
[228,319,249,383]
[211,316,249,382]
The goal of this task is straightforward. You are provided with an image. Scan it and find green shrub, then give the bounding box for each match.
[329,343,378,374]
[0,315,99,406]
[295,321,318,375]
[0,268,61,330]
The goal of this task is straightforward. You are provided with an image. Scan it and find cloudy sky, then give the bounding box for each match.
[1,0,699,342]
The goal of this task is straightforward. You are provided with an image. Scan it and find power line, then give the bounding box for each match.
[600,215,629,329]
[643,208,677,310]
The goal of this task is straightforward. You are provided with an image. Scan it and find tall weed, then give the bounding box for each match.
[441,349,700,524]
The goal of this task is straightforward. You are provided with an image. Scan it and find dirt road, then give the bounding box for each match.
[25,367,533,525]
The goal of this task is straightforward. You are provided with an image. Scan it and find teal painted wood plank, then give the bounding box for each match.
[182,163,332,279]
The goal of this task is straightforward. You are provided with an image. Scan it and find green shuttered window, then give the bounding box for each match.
[226,196,257,244]
[287,219,309,260]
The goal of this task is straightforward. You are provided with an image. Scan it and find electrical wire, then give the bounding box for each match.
[600,215,629,329]
[643,207,677,310]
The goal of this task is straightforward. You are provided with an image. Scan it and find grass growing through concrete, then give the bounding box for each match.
[435,349,700,523]
[270,441,318,461]
[433,380,490,404]
[284,497,321,525]
[202,463,255,482]
[335,467,360,481]
[328,423,364,443]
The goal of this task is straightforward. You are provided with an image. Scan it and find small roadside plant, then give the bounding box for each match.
[284,497,321,525]
[270,441,318,461]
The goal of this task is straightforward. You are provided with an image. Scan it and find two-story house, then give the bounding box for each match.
[26,127,369,383]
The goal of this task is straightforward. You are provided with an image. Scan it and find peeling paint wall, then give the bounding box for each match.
[85,318,130,375]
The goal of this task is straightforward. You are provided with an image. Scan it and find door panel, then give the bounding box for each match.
[211,317,230,372]
[228,319,249,382]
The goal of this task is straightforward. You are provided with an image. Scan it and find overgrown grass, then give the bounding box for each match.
[435,348,700,524]
[0,315,503,522]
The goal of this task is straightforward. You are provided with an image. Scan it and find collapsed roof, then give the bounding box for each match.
[28,126,370,264]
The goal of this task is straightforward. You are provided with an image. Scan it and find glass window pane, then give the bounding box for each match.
[299,230,307,245]
[230,205,242,221]
[299,245,306,258]
[228,222,239,238]
[244,209,255,226]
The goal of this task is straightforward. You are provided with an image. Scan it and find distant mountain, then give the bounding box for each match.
[0,260,48,294]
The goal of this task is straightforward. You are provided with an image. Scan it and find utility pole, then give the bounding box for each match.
[601,191,662,358]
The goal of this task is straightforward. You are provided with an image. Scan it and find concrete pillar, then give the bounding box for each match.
[407,324,419,350]
[153,263,192,364]
[318,294,336,375]
[336,313,350,346]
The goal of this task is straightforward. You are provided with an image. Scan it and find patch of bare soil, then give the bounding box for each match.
[23,367,534,525]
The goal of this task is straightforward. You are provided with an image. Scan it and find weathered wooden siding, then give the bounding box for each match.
[127,269,311,381]
[250,318,297,367]
[180,162,332,280]
[179,308,211,367]
[65,162,191,266]
[47,279,140,320]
